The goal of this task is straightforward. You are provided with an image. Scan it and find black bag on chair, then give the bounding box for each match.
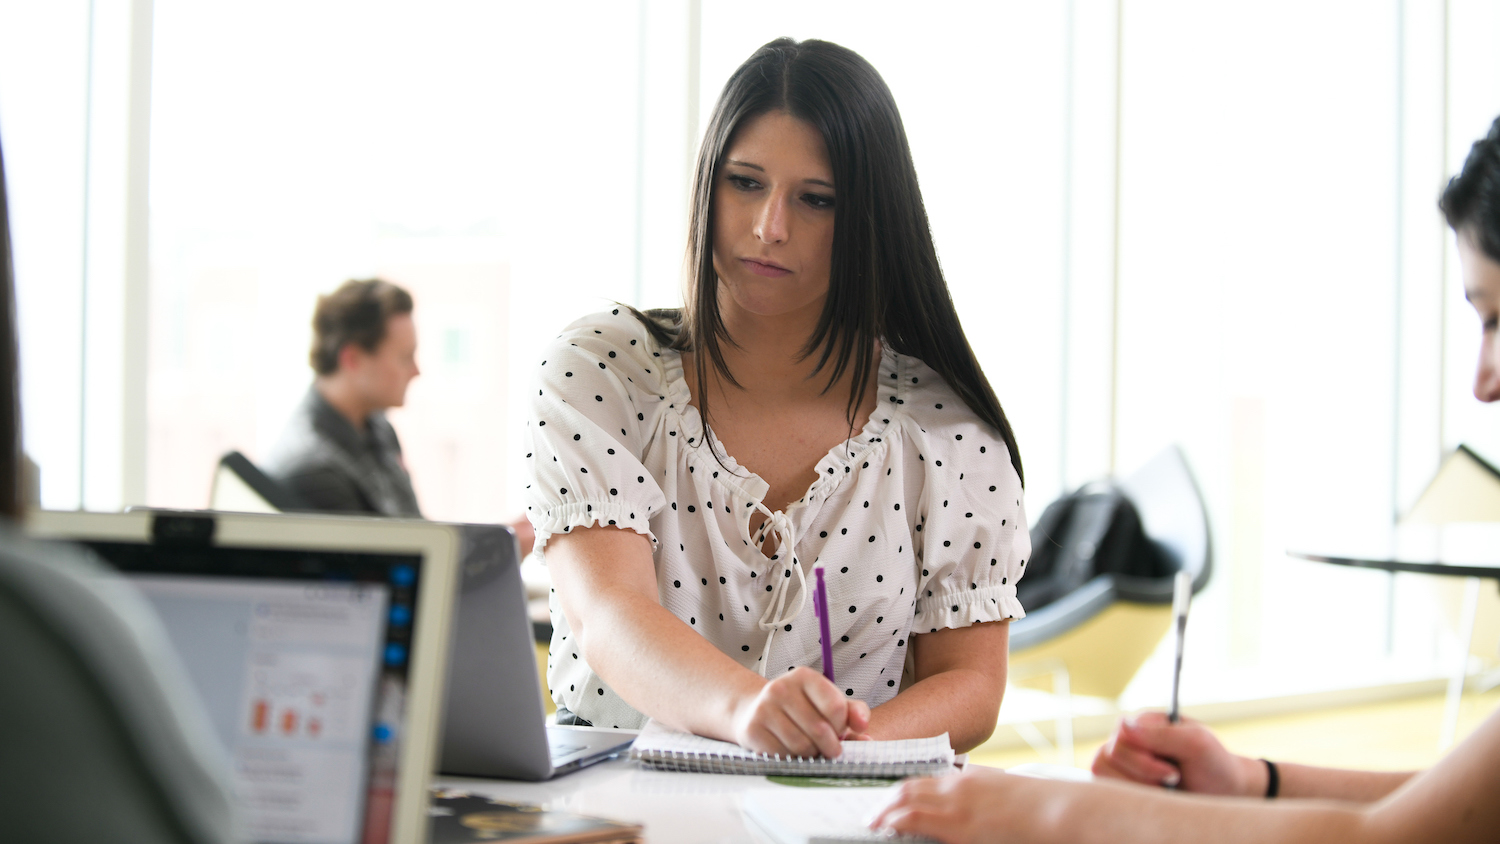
[1016,482,1173,613]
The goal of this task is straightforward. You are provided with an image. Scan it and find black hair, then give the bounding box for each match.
[0,131,22,517]
[1440,114,1500,262]
[633,37,1023,485]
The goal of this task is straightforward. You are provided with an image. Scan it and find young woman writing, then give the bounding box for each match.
[869,114,1500,844]
[523,38,1030,756]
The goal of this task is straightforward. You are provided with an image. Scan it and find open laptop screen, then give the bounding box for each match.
[85,542,419,844]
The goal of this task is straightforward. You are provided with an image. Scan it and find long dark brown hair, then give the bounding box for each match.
[634,37,1024,485]
[0,131,23,517]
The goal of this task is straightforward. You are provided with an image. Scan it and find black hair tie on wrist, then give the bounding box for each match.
[1261,759,1279,799]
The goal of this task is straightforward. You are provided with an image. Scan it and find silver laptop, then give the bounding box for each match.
[441,523,634,780]
[26,508,463,844]
[199,460,630,781]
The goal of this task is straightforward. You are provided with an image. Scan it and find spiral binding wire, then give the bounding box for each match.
[630,744,951,778]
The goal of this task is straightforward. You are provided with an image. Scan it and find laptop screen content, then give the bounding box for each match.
[82,542,423,844]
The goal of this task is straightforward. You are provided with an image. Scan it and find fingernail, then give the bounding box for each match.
[1161,771,1180,788]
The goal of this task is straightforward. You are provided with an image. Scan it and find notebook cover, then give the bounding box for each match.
[429,791,643,844]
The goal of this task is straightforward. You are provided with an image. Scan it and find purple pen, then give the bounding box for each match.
[813,566,835,682]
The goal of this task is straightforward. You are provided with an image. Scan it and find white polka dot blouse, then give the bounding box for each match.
[524,310,1030,729]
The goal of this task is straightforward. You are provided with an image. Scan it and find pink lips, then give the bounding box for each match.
[740,258,792,278]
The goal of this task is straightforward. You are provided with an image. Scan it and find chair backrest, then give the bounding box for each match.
[0,529,236,844]
[1015,484,1170,612]
[1010,444,1212,656]
[209,450,306,513]
[1115,445,1213,601]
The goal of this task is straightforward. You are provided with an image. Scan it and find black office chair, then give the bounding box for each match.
[0,529,236,843]
[208,450,309,513]
[1005,445,1213,760]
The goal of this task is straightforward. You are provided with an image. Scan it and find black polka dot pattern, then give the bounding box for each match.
[523,311,1030,728]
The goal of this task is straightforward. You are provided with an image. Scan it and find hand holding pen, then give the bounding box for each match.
[1093,711,1259,795]
[727,566,870,757]
[1097,573,1292,797]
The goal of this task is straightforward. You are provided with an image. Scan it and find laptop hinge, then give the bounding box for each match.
[151,512,217,547]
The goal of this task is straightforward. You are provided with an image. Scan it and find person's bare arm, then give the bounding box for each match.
[1360,704,1500,842]
[876,707,1500,844]
[863,621,1009,752]
[545,524,868,757]
[1093,712,1415,801]
[1270,762,1414,802]
[874,767,1371,844]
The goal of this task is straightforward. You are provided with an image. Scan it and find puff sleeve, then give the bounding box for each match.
[903,362,1030,633]
[524,313,671,554]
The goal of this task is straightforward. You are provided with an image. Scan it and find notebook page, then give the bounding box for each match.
[743,789,940,844]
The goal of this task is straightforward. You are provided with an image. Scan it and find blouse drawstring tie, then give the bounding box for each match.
[751,507,806,677]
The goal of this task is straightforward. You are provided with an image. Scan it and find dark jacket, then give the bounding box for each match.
[262,386,422,517]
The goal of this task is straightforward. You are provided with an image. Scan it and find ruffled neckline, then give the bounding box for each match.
[659,343,904,518]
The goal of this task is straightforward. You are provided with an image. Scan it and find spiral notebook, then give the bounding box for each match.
[628,721,954,777]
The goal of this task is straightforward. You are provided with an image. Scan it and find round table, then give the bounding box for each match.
[1289,549,1500,748]
[1288,551,1500,580]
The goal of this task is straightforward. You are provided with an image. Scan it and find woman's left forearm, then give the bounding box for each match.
[865,621,1011,752]
[867,667,1005,751]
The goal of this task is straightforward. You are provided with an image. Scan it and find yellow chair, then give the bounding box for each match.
[1006,446,1212,762]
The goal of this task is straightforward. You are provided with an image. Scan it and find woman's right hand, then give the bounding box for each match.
[731,666,871,758]
[1091,712,1264,796]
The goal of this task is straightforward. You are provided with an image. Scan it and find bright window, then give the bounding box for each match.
[4,0,1498,707]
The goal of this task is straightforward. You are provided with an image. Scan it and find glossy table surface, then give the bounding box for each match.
[1287,549,1500,579]
[430,731,1093,843]
[435,748,887,844]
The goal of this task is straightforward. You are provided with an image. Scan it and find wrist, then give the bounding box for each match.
[724,674,768,734]
[1260,759,1280,799]
[1236,754,1269,799]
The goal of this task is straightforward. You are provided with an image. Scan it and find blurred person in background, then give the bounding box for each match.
[867,114,1500,844]
[265,278,534,553]
[265,278,423,517]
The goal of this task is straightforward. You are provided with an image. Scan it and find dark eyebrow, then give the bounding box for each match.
[725,159,835,190]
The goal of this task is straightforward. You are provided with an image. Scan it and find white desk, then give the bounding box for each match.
[432,739,1089,843]
[434,732,932,844]
[437,755,795,843]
